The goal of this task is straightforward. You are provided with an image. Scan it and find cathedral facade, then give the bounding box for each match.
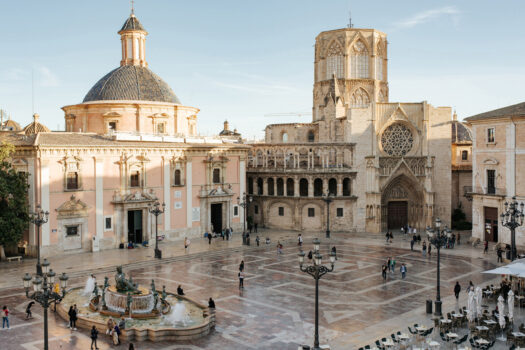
[3,12,248,256]
[247,27,452,233]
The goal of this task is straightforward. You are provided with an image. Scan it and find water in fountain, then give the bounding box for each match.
[82,275,95,296]
[164,302,189,326]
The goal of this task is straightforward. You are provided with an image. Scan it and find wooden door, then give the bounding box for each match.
[387,201,408,230]
[484,206,499,242]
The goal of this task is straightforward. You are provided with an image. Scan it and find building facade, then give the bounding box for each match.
[5,12,248,257]
[451,114,473,223]
[465,102,525,246]
[247,27,452,233]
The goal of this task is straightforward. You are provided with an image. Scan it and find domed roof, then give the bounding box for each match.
[451,120,472,143]
[83,65,181,104]
[23,114,50,135]
[119,14,146,33]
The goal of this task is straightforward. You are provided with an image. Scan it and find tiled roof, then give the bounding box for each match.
[119,14,146,33]
[0,132,36,146]
[451,121,472,143]
[465,101,525,122]
[83,66,181,104]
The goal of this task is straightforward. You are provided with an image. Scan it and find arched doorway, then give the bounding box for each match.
[381,175,424,231]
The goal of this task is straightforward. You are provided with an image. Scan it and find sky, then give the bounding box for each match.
[0,1,524,139]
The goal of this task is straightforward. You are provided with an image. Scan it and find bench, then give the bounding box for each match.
[6,256,22,262]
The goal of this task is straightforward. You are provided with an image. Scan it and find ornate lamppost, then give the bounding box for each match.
[149,201,165,259]
[426,217,451,316]
[237,192,252,245]
[298,238,336,350]
[501,196,524,261]
[30,205,49,276]
[322,192,333,238]
[22,258,69,350]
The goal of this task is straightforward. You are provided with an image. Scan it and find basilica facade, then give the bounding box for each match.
[3,12,248,256]
[247,27,452,233]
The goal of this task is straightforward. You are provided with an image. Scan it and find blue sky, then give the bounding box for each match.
[0,1,524,139]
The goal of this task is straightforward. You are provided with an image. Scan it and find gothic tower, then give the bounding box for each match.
[312,28,389,125]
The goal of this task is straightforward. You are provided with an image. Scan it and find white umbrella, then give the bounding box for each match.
[467,290,476,322]
[508,290,515,320]
[498,295,506,329]
[476,286,483,316]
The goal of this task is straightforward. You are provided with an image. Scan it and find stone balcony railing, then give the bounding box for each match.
[464,186,506,198]
[199,183,234,198]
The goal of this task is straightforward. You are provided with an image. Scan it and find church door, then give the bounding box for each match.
[484,207,498,242]
[387,201,407,230]
[127,210,143,244]
[210,203,223,233]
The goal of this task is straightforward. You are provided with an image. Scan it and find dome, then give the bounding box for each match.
[23,113,50,135]
[83,65,181,104]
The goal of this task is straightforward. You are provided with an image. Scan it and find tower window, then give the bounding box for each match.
[66,172,79,190]
[351,40,369,79]
[461,150,468,161]
[282,132,288,143]
[325,41,344,79]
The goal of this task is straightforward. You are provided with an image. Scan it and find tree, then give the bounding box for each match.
[0,142,30,260]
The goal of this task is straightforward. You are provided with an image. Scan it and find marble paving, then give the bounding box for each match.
[0,239,498,349]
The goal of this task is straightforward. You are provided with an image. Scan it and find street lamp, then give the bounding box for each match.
[426,217,451,316]
[298,238,336,350]
[322,192,333,238]
[30,205,49,276]
[22,258,68,350]
[501,196,524,261]
[148,201,165,259]
[237,192,253,245]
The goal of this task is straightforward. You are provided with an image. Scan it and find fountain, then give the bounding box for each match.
[57,266,215,342]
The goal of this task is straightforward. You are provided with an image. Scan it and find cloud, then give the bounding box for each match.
[37,66,59,87]
[394,6,460,28]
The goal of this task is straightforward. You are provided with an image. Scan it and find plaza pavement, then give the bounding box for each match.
[0,229,503,349]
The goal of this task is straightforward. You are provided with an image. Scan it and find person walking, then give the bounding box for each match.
[90,325,99,350]
[331,246,337,260]
[454,281,461,299]
[386,257,391,272]
[385,232,390,243]
[497,246,503,263]
[298,234,303,247]
[381,264,387,280]
[208,232,213,245]
[400,264,407,279]
[72,304,78,330]
[2,306,9,329]
[238,270,245,289]
[25,301,35,320]
[410,238,414,251]
[112,324,121,345]
[467,281,474,293]
[256,235,260,246]
[422,241,427,257]
[208,297,215,309]
[428,243,432,258]
[239,260,244,272]
[184,237,191,252]
[484,240,489,254]
[277,241,283,254]
[391,258,396,273]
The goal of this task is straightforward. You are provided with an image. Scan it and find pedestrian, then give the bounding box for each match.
[497,246,503,263]
[238,270,245,288]
[457,232,460,245]
[307,250,313,260]
[381,264,387,280]
[454,281,461,299]
[221,229,225,240]
[428,242,432,257]
[389,232,393,243]
[239,260,244,272]
[391,258,396,273]
[208,297,215,309]
[25,301,35,319]
[129,344,135,350]
[484,240,489,254]
[298,234,303,247]
[2,305,9,329]
[184,237,190,252]
[106,317,115,335]
[256,235,260,246]
[467,281,474,293]
[385,232,390,243]
[277,241,283,254]
[254,222,258,233]
[400,263,407,279]
[90,325,99,350]
[118,317,125,330]
[412,234,417,245]
[208,232,212,245]
[422,241,427,257]
[400,226,404,236]
[112,324,121,345]
[410,239,414,251]
[177,285,185,296]
[72,304,78,330]
[331,246,337,260]
[387,257,391,272]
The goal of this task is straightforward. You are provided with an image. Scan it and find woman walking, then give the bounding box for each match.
[90,325,99,350]
[238,270,245,289]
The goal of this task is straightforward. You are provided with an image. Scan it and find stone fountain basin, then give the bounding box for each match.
[57,287,215,342]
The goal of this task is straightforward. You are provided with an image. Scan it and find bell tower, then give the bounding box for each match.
[119,8,148,67]
[312,28,389,121]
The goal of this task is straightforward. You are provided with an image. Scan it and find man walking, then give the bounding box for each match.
[90,325,99,350]
[484,240,489,254]
[410,238,414,251]
[497,246,503,263]
[400,264,407,279]
[381,264,387,280]
[454,281,461,300]
[298,234,303,247]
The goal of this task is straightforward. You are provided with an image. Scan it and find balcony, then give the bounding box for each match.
[199,183,234,198]
[464,186,506,198]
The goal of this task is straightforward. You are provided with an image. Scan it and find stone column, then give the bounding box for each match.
[263,178,268,196]
[308,177,313,197]
[294,177,299,197]
[323,178,328,195]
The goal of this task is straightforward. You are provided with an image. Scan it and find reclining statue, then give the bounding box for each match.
[115,266,139,293]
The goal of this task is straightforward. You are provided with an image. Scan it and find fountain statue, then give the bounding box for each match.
[115,266,139,293]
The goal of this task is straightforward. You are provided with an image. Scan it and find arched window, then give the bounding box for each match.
[314,178,323,197]
[461,150,468,161]
[174,169,181,186]
[307,130,315,142]
[342,178,351,196]
[248,177,253,194]
[328,178,337,196]
[257,178,263,195]
[282,132,288,143]
[286,178,294,196]
[276,178,284,196]
[350,88,370,108]
[267,178,274,196]
[299,178,308,197]
[351,40,369,78]
[325,41,344,79]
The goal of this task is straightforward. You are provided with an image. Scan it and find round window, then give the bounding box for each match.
[381,123,414,156]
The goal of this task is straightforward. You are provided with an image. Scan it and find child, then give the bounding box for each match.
[2,305,9,329]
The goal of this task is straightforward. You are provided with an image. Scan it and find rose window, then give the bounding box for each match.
[381,124,414,156]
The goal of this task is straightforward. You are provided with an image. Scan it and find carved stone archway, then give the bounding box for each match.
[381,174,425,231]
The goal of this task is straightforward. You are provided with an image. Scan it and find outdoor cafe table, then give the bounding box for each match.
[475,338,490,346]
[427,340,441,348]
[484,320,497,325]
[440,319,452,324]
[415,326,428,333]
[476,326,489,331]
[513,332,525,338]
[382,339,395,348]
[451,313,463,318]
[446,332,458,340]
[398,333,410,341]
